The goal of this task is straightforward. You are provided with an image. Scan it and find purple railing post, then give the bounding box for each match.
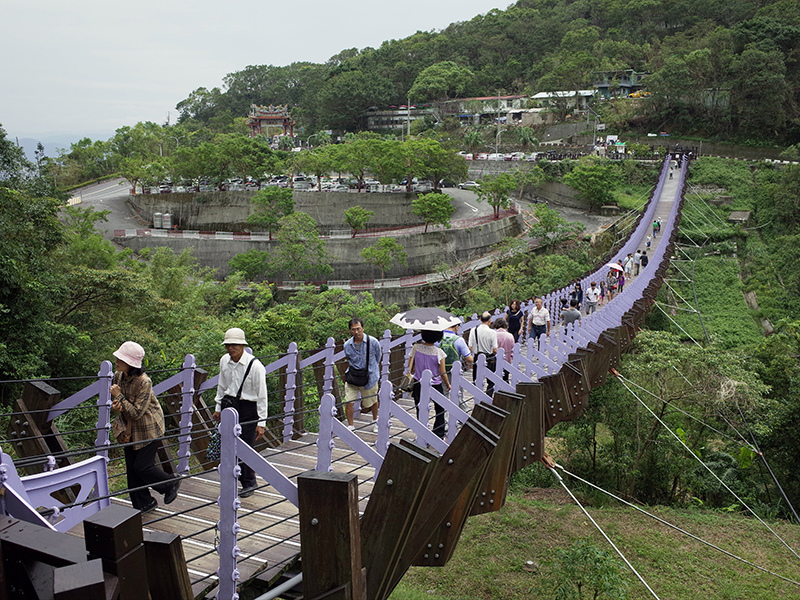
[177,354,196,475]
[282,342,298,443]
[376,383,392,455]
[380,329,392,385]
[323,337,336,395]
[94,361,113,460]
[217,407,242,600]
[316,393,335,472]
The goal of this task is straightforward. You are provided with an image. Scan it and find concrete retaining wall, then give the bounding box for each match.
[117,213,524,280]
[128,190,425,233]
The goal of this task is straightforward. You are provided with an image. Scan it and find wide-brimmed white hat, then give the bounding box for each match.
[113,341,145,369]
[222,327,247,345]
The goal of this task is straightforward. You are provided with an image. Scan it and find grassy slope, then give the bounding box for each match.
[664,255,763,349]
[391,489,800,600]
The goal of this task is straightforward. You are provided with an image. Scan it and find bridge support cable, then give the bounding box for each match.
[616,369,759,453]
[654,303,704,347]
[613,371,800,562]
[547,465,662,600]
[733,401,800,526]
[553,463,800,588]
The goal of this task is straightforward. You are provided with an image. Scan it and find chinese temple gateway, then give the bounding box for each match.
[248,104,294,138]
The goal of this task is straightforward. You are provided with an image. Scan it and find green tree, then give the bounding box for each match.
[562,159,620,209]
[343,205,375,237]
[475,171,526,219]
[294,146,335,190]
[412,192,455,232]
[329,139,378,191]
[316,70,395,131]
[538,539,630,600]
[529,203,586,250]
[361,238,408,278]
[228,250,271,281]
[247,187,295,239]
[514,126,538,150]
[408,61,475,102]
[270,212,333,281]
[463,129,484,155]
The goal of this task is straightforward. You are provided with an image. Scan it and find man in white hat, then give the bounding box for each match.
[213,328,268,498]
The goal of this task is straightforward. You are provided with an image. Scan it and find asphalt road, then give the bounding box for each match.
[68,180,612,241]
[69,178,141,240]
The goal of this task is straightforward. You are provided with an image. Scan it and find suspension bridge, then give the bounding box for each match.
[0,156,710,599]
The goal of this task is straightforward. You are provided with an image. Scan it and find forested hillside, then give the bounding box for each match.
[176,0,800,142]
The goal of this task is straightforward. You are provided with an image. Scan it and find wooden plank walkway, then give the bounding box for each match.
[68,160,681,598]
[96,392,461,598]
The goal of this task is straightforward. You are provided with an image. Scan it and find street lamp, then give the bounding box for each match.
[495,129,505,156]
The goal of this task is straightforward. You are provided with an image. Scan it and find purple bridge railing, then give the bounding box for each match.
[0,156,686,599]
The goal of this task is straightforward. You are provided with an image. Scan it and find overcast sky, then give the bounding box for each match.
[1,0,511,144]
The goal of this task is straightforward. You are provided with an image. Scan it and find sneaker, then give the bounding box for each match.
[240,483,258,498]
[371,421,378,433]
[347,424,355,431]
[164,479,180,505]
[140,498,158,513]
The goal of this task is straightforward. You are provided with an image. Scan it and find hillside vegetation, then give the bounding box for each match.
[177,0,800,143]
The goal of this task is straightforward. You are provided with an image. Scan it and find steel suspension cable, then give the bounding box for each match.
[614,372,800,562]
[554,463,800,588]
[734,400,800,526]
[619,372,757,452]
[547,465,662,600]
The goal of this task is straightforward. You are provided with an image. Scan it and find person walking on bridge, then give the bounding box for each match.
[213,328,268,499]
[343,318,381,433]
[111,341,180,512]
[528,298,551,350]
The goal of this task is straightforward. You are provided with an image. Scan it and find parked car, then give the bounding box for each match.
[458,181,480,190]
[476,153,489,160]
[413,181,433,193]
[487,153,504,161]
[458,151,474,160]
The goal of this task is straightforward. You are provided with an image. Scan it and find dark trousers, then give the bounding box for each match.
[233,398,258,487]
[472,353,496,397]
[530,324,547,350]
[125,440,174,510]
[412,381,446,439]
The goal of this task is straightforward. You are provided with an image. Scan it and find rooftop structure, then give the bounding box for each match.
[248,104,295,138]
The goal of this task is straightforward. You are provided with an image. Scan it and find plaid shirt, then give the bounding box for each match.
[115,373,165,450]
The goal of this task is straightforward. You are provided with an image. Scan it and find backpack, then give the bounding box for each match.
[440,334,460,371]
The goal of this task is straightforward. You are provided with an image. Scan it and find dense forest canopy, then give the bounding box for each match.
[174,0,800,142]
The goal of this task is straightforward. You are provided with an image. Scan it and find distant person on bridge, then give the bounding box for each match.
[213,328,268,499]
[504,300,524,342]
[493,318,515,382]
[569,283,583,311]
[111,341,180,513]
[343,318,381,433]
[528,297,551,350]
[561,299,582,326]
[584,282,600,315]
[468,311,499,395]
[407,329,450,439]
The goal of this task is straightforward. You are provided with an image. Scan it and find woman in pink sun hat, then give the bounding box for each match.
[110,341,180,513]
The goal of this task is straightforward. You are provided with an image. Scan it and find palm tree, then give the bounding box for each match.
[515,126,539,150]
[463,128,484,155]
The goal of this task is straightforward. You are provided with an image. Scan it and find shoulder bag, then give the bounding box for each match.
[345,337,371,387]
[221,358,256,410]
